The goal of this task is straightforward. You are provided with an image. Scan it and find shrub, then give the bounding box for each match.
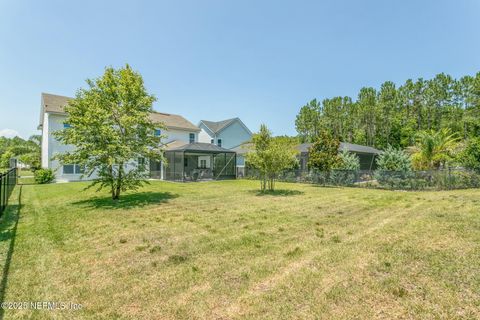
[375,146,412,189]
[337,149,360,171]
[376,146,411,171]
[460,137,480,170]
[34,168,55,184]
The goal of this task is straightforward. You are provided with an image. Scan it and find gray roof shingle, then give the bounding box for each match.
[165,142,235,153]
[200,118,238,134]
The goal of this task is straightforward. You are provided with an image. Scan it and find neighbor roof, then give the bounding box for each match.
[165,142,235,153]
[200,118,238,134]
[39,93,199,132]
[297,142,381,154]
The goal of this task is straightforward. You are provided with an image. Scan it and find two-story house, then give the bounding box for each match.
[39,93,252,182]
[39,93,202,182]
[198,118,252,173]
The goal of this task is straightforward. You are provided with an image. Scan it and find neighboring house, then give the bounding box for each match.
[198,118,252,172]
[39,93,203,182]
[296,142,381,171]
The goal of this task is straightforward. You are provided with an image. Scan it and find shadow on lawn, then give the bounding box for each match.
[249,189,304,197]
[0,186,22,319]
[72,191,178,209]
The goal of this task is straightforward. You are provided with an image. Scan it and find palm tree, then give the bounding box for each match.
[411,128,459,170]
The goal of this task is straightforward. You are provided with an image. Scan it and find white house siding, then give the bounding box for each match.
[41,113,50,168]
[198,126,213,143]
[47,113,100,182]
[162,128,197,144]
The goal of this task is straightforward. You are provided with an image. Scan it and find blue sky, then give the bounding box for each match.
[0,0,479,139]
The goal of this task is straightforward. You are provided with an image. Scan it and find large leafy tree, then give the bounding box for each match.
[246,124,297,191]
[54,65,165,200]
[295,99,321,143]
[307,131,341,171]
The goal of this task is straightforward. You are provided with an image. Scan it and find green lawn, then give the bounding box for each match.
[1,180,479,319]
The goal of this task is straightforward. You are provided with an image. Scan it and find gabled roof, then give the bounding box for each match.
[39,93,199,132]
[199,118,252,135]
[296,142,381,154]
[149,112,200,132]
[165,142,235,153]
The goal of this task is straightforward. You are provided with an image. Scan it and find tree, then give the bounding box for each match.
[295,99,321,143]
[410,128,459,170]
[54,65,165,200]
[459,137,480,170]
[16,135,41,170]
[0,135,41,170]
[246,124,298,191]
[294,71,480,150]
[0,150,14,169]
[307,131,341,171]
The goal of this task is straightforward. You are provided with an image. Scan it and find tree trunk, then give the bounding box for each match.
[112,163,123,200]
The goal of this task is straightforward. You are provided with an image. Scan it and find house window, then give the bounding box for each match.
[138,157,145,166]
[210,139,214,144]
[200,159,207,168]
[217,139,222,147]
[63,164,84,174]
[63,123,71,128]
[154,129,162,136]
[189,133,195,143]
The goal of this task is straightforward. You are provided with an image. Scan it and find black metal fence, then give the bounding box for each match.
[0,168,17,216]
[243,168,480,191]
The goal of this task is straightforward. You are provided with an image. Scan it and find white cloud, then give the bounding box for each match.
[0,128,21,138]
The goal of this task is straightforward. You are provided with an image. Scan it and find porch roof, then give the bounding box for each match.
[165,142,236,153]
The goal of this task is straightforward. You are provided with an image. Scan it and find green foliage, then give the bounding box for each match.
[53,64,165,200]
[0,150,14,169]
[460,137,480,170]
[295,71,480,149]
[34,168,54,184]
[246,124,298,191]
[376,146,411,171]
[411,128,459,170]
[0,135,41,170]
[336,149,360,171]
[295,99,322,143]
[307,131,341,171]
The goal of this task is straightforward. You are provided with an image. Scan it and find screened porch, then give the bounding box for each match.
[156,142,236,182]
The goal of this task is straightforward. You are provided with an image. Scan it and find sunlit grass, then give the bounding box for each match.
[1,180,479,319]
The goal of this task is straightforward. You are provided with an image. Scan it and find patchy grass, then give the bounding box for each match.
[1,180,480,319]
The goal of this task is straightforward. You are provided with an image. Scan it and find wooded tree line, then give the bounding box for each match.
[0,135,41,169]
[295,72,480,149]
